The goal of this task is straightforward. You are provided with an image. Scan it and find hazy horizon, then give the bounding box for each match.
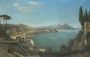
[0,0,89,28]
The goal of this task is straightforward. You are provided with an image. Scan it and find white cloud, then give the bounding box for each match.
[14,3,19,7]
[13,1,42,14]
[29,1,41,7]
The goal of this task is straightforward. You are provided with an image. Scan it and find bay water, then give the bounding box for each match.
[32,30,79,52]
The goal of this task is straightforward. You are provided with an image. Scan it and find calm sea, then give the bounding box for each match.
[32,30,79,52]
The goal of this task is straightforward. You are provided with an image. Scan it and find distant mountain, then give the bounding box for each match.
[7,24,36,33]
[6,23,78,34]
[38,23,77,30]
[56,24,77,30]
[17,24,34,31]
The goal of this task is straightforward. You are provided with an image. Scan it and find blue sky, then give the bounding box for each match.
[0,0,89,27]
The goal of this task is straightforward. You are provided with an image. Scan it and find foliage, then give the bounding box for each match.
[79,6,90,29]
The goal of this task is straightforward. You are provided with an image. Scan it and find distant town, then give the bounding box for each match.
[7,23,78,40]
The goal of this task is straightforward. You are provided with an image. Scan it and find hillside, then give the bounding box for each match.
[56,24,77,30]
[6,24,37,34]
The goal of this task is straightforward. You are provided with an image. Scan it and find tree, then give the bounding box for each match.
[3,15,11,31]
[0,15,5,28]
[0,15,4,24]
[79,6,84,29]
[85,9,88,22]
[88,11,90,22]
[0,15,11,31]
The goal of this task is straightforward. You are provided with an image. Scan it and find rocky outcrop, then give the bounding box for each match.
[60,30,90,57]
[62,51,90,57]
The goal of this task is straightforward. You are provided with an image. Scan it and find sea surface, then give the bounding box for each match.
[32,30,80,52]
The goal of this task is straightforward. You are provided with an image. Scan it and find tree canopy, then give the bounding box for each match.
[79,6,90,29]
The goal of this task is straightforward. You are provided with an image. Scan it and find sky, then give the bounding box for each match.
[0,0,89,28]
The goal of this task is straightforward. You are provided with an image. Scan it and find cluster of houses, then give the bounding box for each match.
[10,31,33,43]
[9,31,47,53]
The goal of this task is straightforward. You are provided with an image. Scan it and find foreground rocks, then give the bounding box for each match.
[61,51,90,57]
[0,43,41,57]
[0,44,16,57]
